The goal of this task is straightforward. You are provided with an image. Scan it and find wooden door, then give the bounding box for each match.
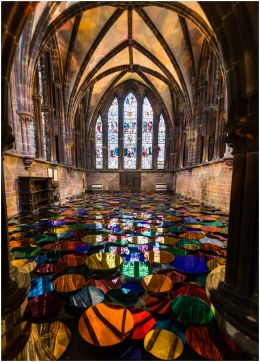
[120,172,141,192]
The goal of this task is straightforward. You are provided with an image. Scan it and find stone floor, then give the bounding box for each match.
[6,192,250,361]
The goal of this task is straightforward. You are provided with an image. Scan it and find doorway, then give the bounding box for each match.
[120,172,141,192]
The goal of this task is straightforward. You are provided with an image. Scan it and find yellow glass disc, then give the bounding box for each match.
[86,253,124,270]
[144,329,183,360]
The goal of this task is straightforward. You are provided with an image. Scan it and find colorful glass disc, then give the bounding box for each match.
[14,321,71,361]
[171,296,214,324]
[68,286,105,308]
[144,329,184,360]
[78,302,134,346]
[53,274,86,293]
[142,274,173,293]
[130,308,156,339]
[86,253,123,270]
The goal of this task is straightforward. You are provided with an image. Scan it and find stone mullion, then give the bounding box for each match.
[213,95,224,159]
[219,97,226,158]
[50,110,56,162]
[118,99,124,170]
[85,129,91,170]
[103,113,108,170]
[152,112,159,170]
[202,111,209,162]
[136,100,143,170]
[53,82,64,163]
[33,95,44,158]
[178,120,184,168]
[80,112,84,169]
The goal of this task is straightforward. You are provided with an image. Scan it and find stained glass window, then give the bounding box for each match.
[157,114,166,169]
[95,115,103,169]
[141,97,153,169]
[123,93,137,169]
[108,98,119,169]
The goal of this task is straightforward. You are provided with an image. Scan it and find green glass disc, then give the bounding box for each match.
[171,296,213,324]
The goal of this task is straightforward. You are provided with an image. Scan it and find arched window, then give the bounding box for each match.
[123,93,137,169]
[157,114,166,169]
[95,115,103,169]
[141,97,153,169]
[93,91,169,171]
[108,98,119,169]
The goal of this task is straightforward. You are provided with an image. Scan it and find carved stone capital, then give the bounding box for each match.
[17,111,34,124]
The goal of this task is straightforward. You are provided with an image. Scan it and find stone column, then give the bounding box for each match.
[213,94,224,159]
[33,94,45,158]
[209,116,258,342]
[53,81,64,163]
[64,131,74,166]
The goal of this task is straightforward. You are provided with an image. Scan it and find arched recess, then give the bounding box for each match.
[32,36,65,163]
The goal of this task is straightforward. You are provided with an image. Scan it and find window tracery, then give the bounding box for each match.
[95,115,103,169]
[141,97,153,169]
[123,93,137,170]
[95,92,168,171]
[108,98,119,169]
[157,114,166,169]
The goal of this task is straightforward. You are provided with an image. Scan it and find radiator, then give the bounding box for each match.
[155,184,168,191]
[91,184,103,191]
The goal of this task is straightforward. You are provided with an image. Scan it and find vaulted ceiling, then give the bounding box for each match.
[30,2,218,124]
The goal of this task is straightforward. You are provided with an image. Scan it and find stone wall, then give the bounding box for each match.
[88,172,173,192]
[3,153,87,217]
[140,172,173,191]
[87,173,120,190]
[175,160,232,212]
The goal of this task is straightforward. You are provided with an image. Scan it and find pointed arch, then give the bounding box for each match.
[108,98,119,169]
[157,114,166,169]
[141,97,153,169]
[123,92,137,169]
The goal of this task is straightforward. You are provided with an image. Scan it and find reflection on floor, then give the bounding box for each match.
[6,192,248,360]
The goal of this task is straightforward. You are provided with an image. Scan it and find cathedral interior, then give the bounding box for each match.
[1,1,258,361]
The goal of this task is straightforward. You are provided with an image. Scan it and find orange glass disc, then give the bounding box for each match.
[78,302,134,346]
[53,274,85,293]
[144,251,174,264]
[155,237,179,246]
[183,244,200,251]
[58,254,86,267]
[180,232,205,240]
[142,274,173,293]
